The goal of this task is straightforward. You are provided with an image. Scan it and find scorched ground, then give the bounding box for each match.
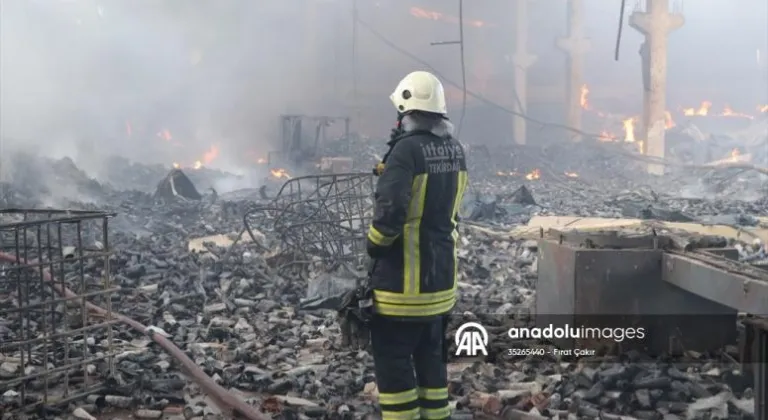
[0,134,766,420]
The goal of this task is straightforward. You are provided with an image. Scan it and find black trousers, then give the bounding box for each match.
[370,315,450,420]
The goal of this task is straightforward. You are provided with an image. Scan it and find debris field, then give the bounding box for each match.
[1,121,767,420]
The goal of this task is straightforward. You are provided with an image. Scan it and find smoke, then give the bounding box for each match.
[0,0,339,177]
[0,0,766,181]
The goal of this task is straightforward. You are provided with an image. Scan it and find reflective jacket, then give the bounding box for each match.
[366,113,469,320]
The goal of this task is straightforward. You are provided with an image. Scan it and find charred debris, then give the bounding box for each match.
[1,121,768,420]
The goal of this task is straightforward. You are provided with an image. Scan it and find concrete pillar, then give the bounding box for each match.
[630,0,684,175]
[556,0,590,142]
[511,0,537,145]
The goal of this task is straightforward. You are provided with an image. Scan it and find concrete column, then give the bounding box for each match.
[556,0,590,142]
[630,0,684,175]
[511,0,537,145]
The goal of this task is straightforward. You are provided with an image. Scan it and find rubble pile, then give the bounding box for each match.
[447,353,756,419]
[0,140,764,419]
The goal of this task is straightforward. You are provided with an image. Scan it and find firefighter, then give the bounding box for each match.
[366,71,469,420]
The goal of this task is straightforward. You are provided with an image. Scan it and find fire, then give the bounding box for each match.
[169,145,220,170]
[580,85,590,110]
[664,111,675,128]
[681,102,757,119]
[722,105,754,119]
[598,130,617,142]
[525,169,540,180]
[564,172,578,178]
[683,101,712,116]
[760,105,768,113]
[410,6,444,20]
[409,6,489,27]
[202,145,219,164]
[622,118,636,143]
[270,168,291,179]
[709,148,751,165]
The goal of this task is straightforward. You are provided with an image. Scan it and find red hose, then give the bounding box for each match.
[0,251,268,420]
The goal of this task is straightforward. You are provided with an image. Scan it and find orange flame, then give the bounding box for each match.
[564,172,578,178]
[622,118,636,143]
[664,111,675,128]
[683,102,761,118]
[683,101,711,116]
[170,145,220,170]
[202,145,219,164]
[580,85,589,110]
[722,105,754,119]
[525,169,540,180]
[270,168,291,179]
[598,130,616,142]
[409,6,489,27]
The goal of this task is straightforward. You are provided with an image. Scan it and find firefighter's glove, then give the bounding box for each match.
[339,312,370,349]
[337,287,373,350]
[372,162,385,177]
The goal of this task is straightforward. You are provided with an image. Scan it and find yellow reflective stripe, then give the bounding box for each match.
[404,174,428,295]
[373,287,456,304]
[382,408,420,420]
[450,171,468,230]
[418,387,449,400]
[451,171,468,292]
[420,406,451,419]
[379,389,418,405]
[374,296,456,317]
[368,225,398,246]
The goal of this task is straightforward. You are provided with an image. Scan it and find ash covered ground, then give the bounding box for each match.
[1,123,767,420]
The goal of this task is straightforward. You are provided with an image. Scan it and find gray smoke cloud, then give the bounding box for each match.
[0,0,766,179]
[0,0,337,176]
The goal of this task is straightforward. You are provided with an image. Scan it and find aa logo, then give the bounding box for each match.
[454,322,488,356]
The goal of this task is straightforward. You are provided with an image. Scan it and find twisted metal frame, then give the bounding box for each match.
[243,173,375,265]
[0,209,117,411]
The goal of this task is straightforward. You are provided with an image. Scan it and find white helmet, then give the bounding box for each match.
[390,71,447,114]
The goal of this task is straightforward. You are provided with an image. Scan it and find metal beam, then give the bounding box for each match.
[662,253,768,315]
